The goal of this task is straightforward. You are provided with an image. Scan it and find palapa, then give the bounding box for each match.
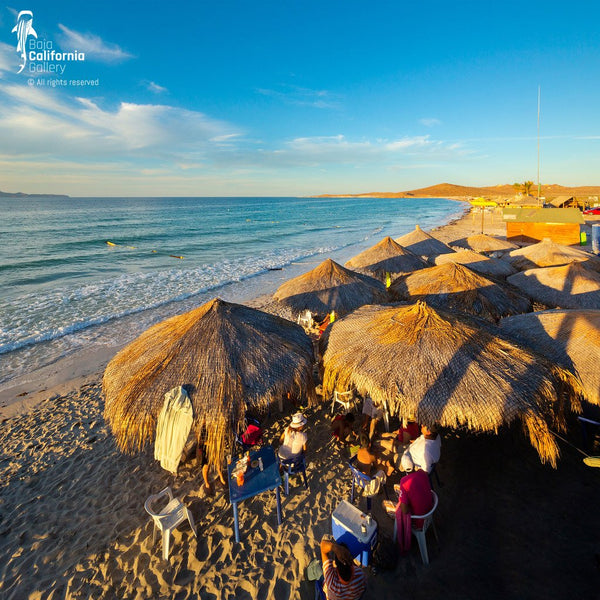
[344,236,428,281]
[451,233,519,254]
[502,237,600,272]
[499,309,600,406]
[272,258,386,318]
[434,248,517,278]
[507,263,600,309]
[103,298,316,467]
[388,262,531,321]
[394,225,455,260]
[320,301,582,466]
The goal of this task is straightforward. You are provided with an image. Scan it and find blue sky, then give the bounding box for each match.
[0,0,599,196]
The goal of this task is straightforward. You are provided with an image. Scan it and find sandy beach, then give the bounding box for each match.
[1,207,599,600]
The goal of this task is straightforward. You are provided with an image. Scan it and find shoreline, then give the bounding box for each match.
[1,200,470,419]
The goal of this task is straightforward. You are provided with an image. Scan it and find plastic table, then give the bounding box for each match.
[228,445,282,543]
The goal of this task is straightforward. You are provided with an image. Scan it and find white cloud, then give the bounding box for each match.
[57,24,133,62]
[144,80,167,94]
[256,84,341,109]
[0,42,14,75]
[0,84,241,158]
[419,118,441,127]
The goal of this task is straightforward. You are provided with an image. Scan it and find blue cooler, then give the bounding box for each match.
[331,500,378,566]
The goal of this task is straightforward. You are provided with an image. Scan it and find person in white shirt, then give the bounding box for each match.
[278,413,308,460]
[400,423,441,474]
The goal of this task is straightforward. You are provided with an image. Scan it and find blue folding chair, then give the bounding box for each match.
[348,456,382,511]
[280,454,308,496]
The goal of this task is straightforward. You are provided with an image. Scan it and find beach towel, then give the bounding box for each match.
[154,386,194,474]
[395,506,412,554]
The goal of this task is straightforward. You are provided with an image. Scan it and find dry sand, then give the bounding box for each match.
[1,207,599,600]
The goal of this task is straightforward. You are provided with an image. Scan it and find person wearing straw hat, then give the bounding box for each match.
[278,413,308,460]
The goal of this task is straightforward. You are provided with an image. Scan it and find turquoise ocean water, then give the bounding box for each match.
[0,196,464,385]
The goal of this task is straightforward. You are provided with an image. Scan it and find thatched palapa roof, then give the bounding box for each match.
[450,233,519,254]
[507,263,600,309]
[394,225,455,260]
[320,301,582,466]
[103,298,316,467]
[499,309,600,406]
[272,258,386,317]
[388,262,531,321]
[503,238,600,272]
[344,236,428,281]
[434,248,517,278]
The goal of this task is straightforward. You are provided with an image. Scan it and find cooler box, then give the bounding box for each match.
[331,500,378,566]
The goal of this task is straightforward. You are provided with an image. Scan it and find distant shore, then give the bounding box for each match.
[314,182,600,199]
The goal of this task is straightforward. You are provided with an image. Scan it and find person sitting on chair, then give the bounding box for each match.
[278,413,308,461]
[320,536,365,600]
[331,412,355,444]
[360,394,384,442]
[379,413,420,454]
[400,423,441,474]
[382,453,434,553]
[355,432,391,495]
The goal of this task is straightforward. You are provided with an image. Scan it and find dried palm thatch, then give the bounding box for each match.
[320,301,582,466]
[503,238,600,272]
[434,249,517,278]
[103,298,316,467]
[499,309,600,406]
[451,233,519,254]
[394,225,455,260]
[388,262,531,322]
[507,263,600,309]
[272,258,386,318]
[344,236,428,281]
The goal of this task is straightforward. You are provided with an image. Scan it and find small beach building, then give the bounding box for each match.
[547,195,577,209]
[502,207,584,245]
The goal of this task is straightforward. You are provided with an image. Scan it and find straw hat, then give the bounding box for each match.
[290,413,307,429]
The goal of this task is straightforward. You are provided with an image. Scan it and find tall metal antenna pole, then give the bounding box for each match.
[537,86,541,206]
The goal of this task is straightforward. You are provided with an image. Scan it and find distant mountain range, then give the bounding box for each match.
[316,183,600,199]
[0,190,69,198]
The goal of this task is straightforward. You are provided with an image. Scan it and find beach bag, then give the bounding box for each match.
[371,533,398,571]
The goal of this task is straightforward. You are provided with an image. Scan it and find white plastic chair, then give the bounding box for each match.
[297,310,314,329]
[330,390,355,415]
[393,490,439,565]
[144,486,197,560]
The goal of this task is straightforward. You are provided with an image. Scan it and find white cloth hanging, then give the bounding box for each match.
[154,386,194,474]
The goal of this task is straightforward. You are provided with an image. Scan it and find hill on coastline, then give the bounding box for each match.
[316,183,600,199]
[0,190,69,198]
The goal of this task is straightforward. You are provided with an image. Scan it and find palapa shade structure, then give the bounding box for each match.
[344,236,428,281]
[272,258,386,318]
[434,248,517,278]
[499,309,600,406]
[388,262,531,322]
[451,233,519,254]
[320,302,582,466]
[503,237,600,272]
[507,263,600,309]
[103,298,316,467]
[394,225,455,260]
